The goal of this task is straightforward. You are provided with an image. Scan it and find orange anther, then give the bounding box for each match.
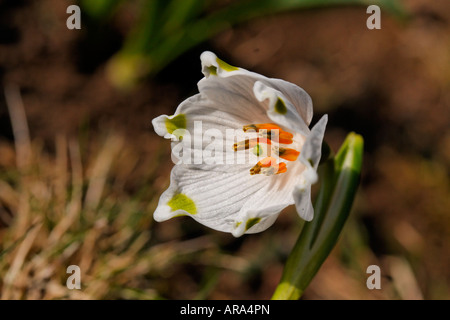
[243,123,282,132]
[250,157,286,175]
[234,139,257,151]
[278,148,300,161]
[259,156,277,167]
[276,162,287,174]
[243,123,294,145]
[277,131,294,144]
[233,138,273,151]
[239,123,300,176]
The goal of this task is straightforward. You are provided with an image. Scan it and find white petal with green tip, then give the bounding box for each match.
[154,159,305,235]
[294,115,328,221]
[200,51,313,127]
[253,81,311,136]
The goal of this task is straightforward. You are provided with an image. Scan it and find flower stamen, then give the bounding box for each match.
[250,157,287,176]
[243,123,282,132]
[243,123,293,144]
[235,123,301,175]
[277,147,300,161]
[233,138,272,151]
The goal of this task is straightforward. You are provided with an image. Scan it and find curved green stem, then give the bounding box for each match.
[272,132,364,300]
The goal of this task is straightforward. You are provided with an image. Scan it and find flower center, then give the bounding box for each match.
[233,123,300,176]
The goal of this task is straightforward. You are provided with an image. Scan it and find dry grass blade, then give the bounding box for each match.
[84,135,124,215]
[387,256,424,300]
[4,84,31,171]
[47,139,82,245]
[0,123,222,299]
[2,221,42,299]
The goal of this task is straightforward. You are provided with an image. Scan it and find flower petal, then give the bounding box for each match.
[198,72,269,125]
[294,115,328,221]
[299,115,328,174]
[267,78,313,126]
[151,95,201,140]
[200,51,240,78]
[152,114,187,140]
[154,157,308,236]
[231,209,281,238]
[199,52,313,127]
[293,187,314,221]
[155,166,267,232]
[154,93,269,167]
[253,81,311,135]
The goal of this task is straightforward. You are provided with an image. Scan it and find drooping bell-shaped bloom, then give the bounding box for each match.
[152,52,327,237]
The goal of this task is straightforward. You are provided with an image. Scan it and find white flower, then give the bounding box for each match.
[152,52,327,237]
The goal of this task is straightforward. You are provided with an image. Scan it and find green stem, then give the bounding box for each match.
[272,132,364,300]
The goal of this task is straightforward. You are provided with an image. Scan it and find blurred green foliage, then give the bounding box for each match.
[79,0,407,89]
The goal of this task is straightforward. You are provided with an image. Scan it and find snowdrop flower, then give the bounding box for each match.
[152,52,327,237]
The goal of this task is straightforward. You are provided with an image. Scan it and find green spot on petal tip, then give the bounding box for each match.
[207,65,217,76]
[168,193,197,215]
[275,98,287,115]
[245,217,261,231]
[216,57,238,72]
[165,114,186,134]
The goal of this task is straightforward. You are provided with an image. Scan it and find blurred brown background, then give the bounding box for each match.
[0,0,449,299]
